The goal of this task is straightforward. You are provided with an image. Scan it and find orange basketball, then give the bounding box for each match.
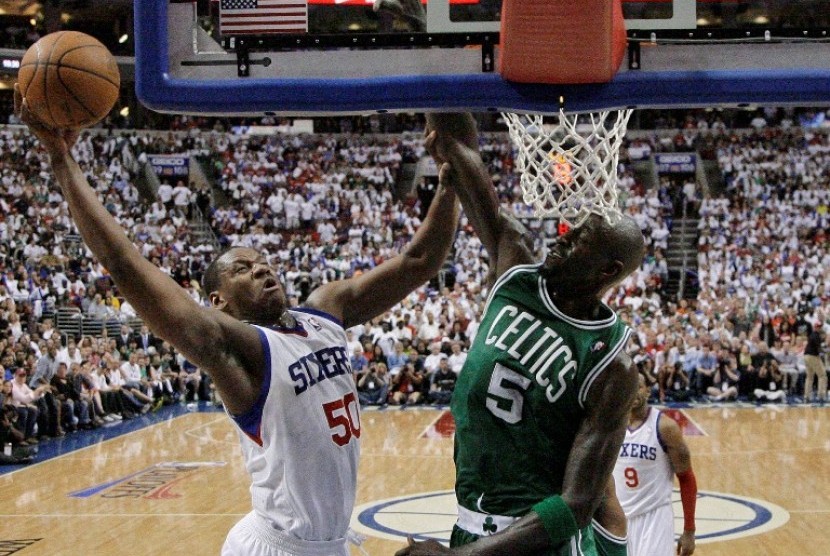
[17,31,120,130]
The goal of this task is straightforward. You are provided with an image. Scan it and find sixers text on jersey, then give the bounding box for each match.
[619,442,658,461]
[287,346,351,395]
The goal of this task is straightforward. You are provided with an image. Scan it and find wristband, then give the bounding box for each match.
[531,495,579,546]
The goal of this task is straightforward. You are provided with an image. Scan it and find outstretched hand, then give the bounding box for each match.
[424,124,480,179]
[424,129,452,166]
[14,83,79,159]
[394,536,456,556]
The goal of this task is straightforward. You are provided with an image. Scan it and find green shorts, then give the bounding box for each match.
[451,522,627,556]
[594,523,627,556]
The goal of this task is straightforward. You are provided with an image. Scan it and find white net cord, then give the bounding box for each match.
[503,109,633,228]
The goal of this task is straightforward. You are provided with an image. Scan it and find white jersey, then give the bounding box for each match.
[230,308,360,543]
[613,407,674,519]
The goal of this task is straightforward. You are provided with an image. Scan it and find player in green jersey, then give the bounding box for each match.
[396,114,645,556]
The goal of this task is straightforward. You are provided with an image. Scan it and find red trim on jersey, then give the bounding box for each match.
[231,327,271,446]
[245,427,264,447]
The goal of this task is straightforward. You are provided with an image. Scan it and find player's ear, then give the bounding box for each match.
[602,259,625,281]
[209,290,227,310]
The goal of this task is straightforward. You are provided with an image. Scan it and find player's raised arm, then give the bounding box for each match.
[660,411,697,556]
[424,113,535,279]
[306,175,459,329]
[15,85,263,416]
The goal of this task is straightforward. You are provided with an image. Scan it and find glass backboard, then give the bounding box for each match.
[135,0,830,115]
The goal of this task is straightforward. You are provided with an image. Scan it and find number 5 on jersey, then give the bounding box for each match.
[323,392,361,446]
[486,364,532,424]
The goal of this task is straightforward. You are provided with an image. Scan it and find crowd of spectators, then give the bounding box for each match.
[626,125,830,405]
[2,112,830,464]
[0,128,219,460]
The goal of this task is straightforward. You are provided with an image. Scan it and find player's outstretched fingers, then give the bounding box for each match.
[425,113,478,150]
[13,83,22,118]
[15,91,78,157]
[18,97,48,135]
[424,130,446,164]
[15,89,45,132]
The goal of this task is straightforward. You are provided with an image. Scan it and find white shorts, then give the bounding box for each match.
[222,511,350,556]
[627,504,674,556]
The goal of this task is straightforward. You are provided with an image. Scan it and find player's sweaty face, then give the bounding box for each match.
[543,221,598,272]
[220,249,286,319]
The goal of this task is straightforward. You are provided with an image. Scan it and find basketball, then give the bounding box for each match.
[17,31,120,130]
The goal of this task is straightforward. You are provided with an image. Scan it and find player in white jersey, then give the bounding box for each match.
[613,374,697,556]
[16,86,460,556]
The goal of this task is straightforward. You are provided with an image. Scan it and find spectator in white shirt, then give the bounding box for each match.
[119,352,146,391]
[448,342,467,374]
[393,319,413,342]
[56,341,83,369]
[417,312,441,343]
[344,330,363,357]
[172,180,192,217]
[423,343,444,374]
[10,368,45,442]
[157,182,174,209]
[374,322,398,358]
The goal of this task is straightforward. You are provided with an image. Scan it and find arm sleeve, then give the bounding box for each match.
[677,468,697,532]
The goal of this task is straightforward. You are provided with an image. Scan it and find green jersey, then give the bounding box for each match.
[451,264,631,551]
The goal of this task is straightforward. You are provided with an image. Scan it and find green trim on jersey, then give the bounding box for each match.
[451,264,631,521]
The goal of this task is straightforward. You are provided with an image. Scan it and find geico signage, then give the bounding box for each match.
[655,153,696,174]
[150,156,188,167]
[151,156,189,177]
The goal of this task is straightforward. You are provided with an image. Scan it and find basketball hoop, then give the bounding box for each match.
[503,108,633,228]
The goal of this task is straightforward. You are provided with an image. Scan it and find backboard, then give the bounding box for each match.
[135,0,830,116]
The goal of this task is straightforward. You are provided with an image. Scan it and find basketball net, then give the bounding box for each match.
[503,109,633,228]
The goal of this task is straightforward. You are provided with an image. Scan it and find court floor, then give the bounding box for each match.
[1,403,828,555]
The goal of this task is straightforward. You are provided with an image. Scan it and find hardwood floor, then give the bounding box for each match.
[2,404,828,555]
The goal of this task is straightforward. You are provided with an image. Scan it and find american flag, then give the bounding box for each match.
[220,0,308,35]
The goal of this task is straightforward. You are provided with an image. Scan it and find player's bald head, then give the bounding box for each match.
[593,214,646,283]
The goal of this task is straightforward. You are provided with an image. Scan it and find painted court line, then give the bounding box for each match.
[692,445,830,457]
[678,409,709,436]
[360,452,448,459]
[0,412,204,479]
[183,415,235,445]
[418,410,450,439]
[0,513,248,518]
